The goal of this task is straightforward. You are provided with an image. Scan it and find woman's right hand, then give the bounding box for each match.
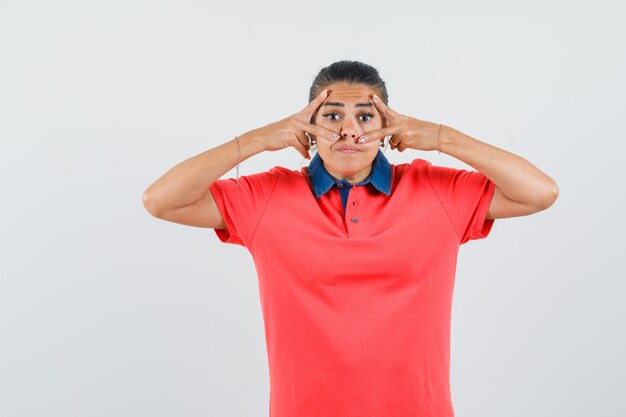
[255,89,341,159]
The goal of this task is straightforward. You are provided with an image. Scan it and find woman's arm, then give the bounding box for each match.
[142,88,338,228]
[142,131,266,227]
[359,94,559,220]
[439,125,559,219]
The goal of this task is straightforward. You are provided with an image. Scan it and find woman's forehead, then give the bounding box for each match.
[324,83,378,105]
[326,83,376,96]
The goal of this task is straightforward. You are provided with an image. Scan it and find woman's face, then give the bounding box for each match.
[312,82,385,184]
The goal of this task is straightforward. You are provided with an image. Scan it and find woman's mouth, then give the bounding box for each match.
[336,146,361,153]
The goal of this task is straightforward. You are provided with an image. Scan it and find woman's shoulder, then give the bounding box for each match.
[390,157,459,185]
[391,157,433,174]
[235,165,301,178]
[234,165,307,187]
[397,157,469,173]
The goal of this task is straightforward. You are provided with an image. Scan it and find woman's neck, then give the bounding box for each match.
[326,165,372,185]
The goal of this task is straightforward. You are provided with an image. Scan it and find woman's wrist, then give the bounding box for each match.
[237,128,268,158]
[437,124,458,154]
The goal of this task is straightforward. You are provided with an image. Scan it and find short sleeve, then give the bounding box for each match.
[208,169,279,247]
[425,162,496,244]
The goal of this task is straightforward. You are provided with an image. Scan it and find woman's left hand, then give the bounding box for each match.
[358,94,443,153]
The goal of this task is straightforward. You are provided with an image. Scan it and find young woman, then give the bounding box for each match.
[143,60,558,417]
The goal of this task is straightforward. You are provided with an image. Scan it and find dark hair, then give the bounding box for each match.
[308,60,389,105]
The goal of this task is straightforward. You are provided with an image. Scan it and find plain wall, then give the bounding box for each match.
[1,0,624,416]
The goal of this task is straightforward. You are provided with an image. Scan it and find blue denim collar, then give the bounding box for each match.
[305,148,392,198]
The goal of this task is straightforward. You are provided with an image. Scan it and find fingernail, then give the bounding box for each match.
[373,95,380,101]
[358,136,366,143]
[331,133,340,140]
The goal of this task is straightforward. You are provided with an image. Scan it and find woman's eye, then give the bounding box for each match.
[321,112,374,122]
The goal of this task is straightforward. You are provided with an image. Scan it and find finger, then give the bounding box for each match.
[372,94,392,112]
[293,132,310,159]
[303,88,329,119]
[357,126,401,144]
[387,136,398,149]
[371,94,387,117]
[372,94,394,126]
[295,129,310,150]
[296,120,340,142]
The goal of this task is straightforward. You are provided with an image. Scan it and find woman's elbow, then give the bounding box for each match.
[539,181,559,210]
[142,188,164,218]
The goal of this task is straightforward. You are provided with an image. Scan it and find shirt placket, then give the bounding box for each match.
[345,186,364,238]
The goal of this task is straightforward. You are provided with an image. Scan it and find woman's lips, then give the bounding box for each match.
[336,145,361,153]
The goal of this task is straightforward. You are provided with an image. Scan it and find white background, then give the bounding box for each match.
[1,1,624,416]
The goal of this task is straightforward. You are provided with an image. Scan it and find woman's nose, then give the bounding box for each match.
[340,118,362,140]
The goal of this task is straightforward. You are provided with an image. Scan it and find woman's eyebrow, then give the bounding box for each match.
[322,101,374,108]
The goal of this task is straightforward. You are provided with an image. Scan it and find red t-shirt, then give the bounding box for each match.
[209,158,496,417]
